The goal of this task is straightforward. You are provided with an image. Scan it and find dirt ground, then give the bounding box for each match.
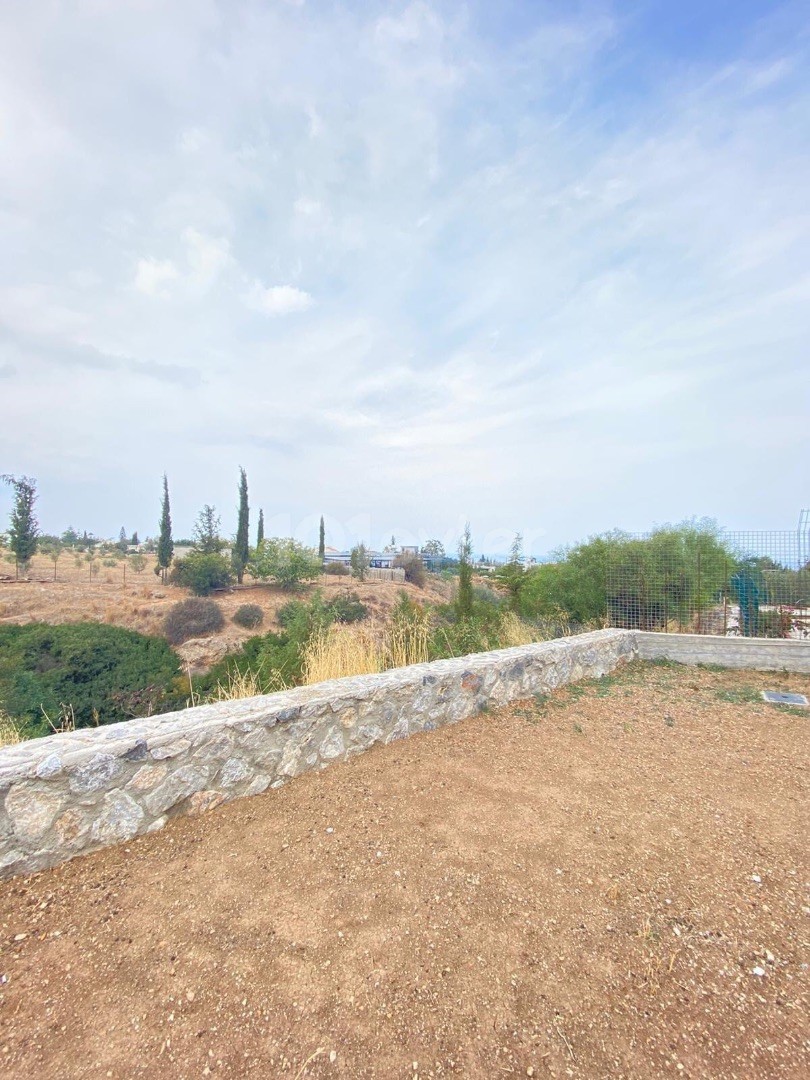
[0,553,450,671]
[0,661,808,1079]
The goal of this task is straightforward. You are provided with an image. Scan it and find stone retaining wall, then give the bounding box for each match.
[0,629,636,879]
[635,632,810,672]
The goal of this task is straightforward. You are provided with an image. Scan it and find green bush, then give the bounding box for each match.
[329,592,369,623]
[0,623,183,737]
[278,591,368,631]
[324,562,349,576]
[170,551,233,595]
[233,603,264,629]
[164,598,225,644]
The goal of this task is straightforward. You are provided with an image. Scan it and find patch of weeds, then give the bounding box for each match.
[622,721,634,733]
[565,683,589,702]
[715,686,761,705]
[696,662,726,673]
[773,704,809,718]
[664,715,675,727]
[595,675,620,697]
[477,700,490,714]
[573,722,584,735]
[515,706,540,725]
[646,657,681,669]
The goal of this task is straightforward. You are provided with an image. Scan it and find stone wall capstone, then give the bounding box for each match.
[0,629,636,879]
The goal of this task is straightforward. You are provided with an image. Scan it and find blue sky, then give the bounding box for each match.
[1,1,808,557]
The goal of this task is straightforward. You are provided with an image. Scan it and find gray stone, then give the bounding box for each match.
[218,757,251,787]
[244,774,271,797]
[69,752,123,795]
[121,739,148,762]
[5,785,65,845]
[319,726,345,760]
[150,738,192,760]
[144,765,210,816]
[90,792,144,845]
[35,753,63,780]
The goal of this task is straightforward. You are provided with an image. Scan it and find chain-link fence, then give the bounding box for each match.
[606,516,810,638]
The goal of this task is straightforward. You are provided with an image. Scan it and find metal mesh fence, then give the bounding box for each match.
[605,517,810,638]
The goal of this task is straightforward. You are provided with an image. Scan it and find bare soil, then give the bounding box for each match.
[0,661,808,1079]
[0,554,450,671]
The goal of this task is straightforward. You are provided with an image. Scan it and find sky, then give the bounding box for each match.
[1,0,808,558]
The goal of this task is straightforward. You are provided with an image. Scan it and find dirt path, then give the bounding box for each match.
[0,661,808,1078]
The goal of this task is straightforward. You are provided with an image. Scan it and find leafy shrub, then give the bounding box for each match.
[0,623,183,737]
[393,551,427,587]
[233,603,264,629]
[170,551,233,595]
[324,562,349,576]
[248,538,322,589]
[164,598,225,644]
[278,591,368,630]
[328,592,368,623]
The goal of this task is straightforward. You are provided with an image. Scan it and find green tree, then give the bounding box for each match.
[232,467,250,585]
[318,515,326,561]
[496,532,525,610]
[248,538,322,589]
[421,539,445,559]
[1,474,39,578]
[192,505,226,554]
[130,531,139,546]
[156,474,174,583]
[118,526,128,553]
[456,523,474,618]
[257,508,265,547]
[40,539,63,581]
[170,552,233,596]
[350,543,370,581]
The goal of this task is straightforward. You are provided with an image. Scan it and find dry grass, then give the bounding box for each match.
[203,663,288,703]
[385,606,431,668]
[498,610,541,646]
[1,552,451,674]
[302,624,384,684]
[0,710,25,748]
[303,605,433,684]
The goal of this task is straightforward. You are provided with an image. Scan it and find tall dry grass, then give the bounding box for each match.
[385,607,431,668]
[0,711,25,749]
[204,663,287,703]
[302,624,384,684]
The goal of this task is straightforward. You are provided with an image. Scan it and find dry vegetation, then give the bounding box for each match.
[0,661,807,1079]
[0,552,450,672]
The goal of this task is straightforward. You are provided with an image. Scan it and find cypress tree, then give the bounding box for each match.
[257,508,265,547]
[457,522,473,619]
[318,515,325,561]
[232,467,250,584]
[1,474,39,579]
[156,474,174,583]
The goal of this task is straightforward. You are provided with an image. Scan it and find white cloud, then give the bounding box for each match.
[133,257,179,297]
[246,282,314,316]
[0,0,808,547]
